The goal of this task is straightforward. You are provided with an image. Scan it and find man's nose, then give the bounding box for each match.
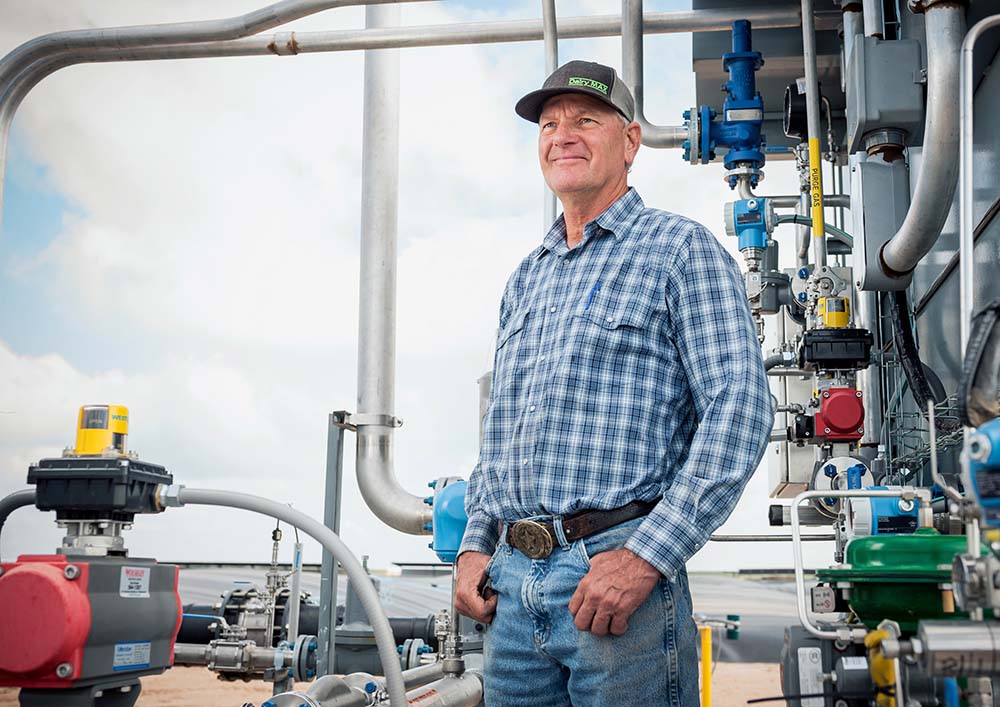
[551,121,579,145]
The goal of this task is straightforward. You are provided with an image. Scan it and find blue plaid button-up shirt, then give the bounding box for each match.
[460,188,773,580]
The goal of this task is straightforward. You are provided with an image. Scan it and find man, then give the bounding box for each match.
[454,60,772,706]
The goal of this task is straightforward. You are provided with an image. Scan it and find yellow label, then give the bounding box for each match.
[809,138,825,238]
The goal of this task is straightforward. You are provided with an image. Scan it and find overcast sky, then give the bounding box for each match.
[0,0,837,573]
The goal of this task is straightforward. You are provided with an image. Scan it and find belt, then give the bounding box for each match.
[506,498,660,560]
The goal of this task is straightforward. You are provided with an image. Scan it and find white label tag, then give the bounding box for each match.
[113,641,151,671]
[119,566,150,598]
[797,646,824,707]
[841,656,868,669]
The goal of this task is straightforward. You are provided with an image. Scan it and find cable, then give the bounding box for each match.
[775,214,854,246]
[0,489,36,562]
[747,688,891,704]
[889,289,941,423]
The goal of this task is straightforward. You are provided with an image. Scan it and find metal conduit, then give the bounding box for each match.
[0,0,428,93]
[800,0,827,267]
[621,0,686,148]
[0,7,827,223]
[880,3,966,276]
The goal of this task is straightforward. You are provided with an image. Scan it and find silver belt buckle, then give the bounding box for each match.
[510,520,553,560]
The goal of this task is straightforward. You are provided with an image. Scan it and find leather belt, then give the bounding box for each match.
[506,498,661,560]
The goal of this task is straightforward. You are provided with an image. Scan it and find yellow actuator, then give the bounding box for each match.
[816,297,850,329]
[72,405,129,456]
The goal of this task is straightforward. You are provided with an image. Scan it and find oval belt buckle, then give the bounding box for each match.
[511,520,553,560]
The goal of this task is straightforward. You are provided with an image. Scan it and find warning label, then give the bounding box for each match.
[113,641,151,671]
[408,689,440,705]
[119,566,150,598]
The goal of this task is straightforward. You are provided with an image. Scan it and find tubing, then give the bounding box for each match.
[621,0,687,148]
[0,489,36,561]
[763,352,796,371]
[880,4,966,276]
[355,4,433,536]
[888,290,938,417]
[800,0,827,267]
[862,0,885,38]
[175,487,407,707]
[0,0,427,93]
[776,214,853,247]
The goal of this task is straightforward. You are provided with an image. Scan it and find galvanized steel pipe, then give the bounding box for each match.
[800,0,827,267]
[881,4,966,276]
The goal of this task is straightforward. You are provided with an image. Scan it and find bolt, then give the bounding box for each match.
[683,109,691,120]
[423,496,433,505]
[824,428,832,434]
[423,522,433,532]
[823,391,830,398]
[365,681,378,694]
[262,702,276,707]
[64,565,80,580]
[824,464,837,477]
[56,663,73,679]
[797,267,810,280]
[306,669,315,678]
[857,427,865,434]
[856,391,863,398]
[397,645,404,654]
[427,480,437,489]
[797,292,808,303]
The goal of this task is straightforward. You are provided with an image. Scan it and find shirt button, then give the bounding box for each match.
[550,306,557,313]
[540,355,546,362]
[606,316,615,323]
[522,459,529,466]
[529,405,536,412]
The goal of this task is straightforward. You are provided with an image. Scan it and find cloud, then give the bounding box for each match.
[0,0,822,574]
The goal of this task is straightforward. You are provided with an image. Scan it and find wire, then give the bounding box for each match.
[775,214,854,246]
[747,687,893,704]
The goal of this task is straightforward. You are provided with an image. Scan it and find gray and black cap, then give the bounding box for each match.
[515,60,635,123]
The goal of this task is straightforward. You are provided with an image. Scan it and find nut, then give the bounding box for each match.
[63,565,80,580]
[56,663,74,679]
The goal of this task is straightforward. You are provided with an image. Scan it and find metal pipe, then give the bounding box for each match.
[542,0,559,229]
[842,5,864,78]
[621,0,687,148]
[172,641,293,671]
[287,540,304,646]
[0,0,428,93]
[401,661,446,690]
[404,672,483,707]
[862,0,884,38]
[800,0,827,267]
[172,486,408,707]
[0,7,820,222]
[355,4,433,536]
[736,180,849,209]
[791,488,932,642]
[709,534,835,542]
[0,489,36,561]
[880,4,966,275]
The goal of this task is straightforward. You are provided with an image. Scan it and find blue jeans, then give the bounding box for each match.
[482,516,700,706]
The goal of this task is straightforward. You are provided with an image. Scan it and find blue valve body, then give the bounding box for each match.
[431,480,469,563]
[730,198,769,251]
[969,418,1000,527]
[687,20,765,187]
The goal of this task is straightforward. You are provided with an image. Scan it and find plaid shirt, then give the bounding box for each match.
[460,188,773,580]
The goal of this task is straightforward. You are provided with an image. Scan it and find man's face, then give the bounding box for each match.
[537,93,639,199]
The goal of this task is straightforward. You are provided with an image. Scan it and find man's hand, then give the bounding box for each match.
[454,551,498,623]
[568,548,661,636]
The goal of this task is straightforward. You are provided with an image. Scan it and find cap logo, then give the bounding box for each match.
[567,77,609,95]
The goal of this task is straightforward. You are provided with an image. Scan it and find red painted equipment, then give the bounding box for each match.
[815,388,865,442]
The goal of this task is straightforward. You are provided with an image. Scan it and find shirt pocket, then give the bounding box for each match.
[573,292,653,334]
[492,308,530,396]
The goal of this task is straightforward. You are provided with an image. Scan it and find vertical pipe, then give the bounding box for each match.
[862,0,884,37]
[842,5,863,80]
[288,541,304,646]
[356,4,433,535]
[542,0,559,230]
[800,0,827,267]
[318,412,347,676]
[796,191,810,267]
[700,626,712,707]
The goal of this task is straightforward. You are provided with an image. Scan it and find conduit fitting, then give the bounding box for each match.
[266,31,300,56]
[863,128,906,161]
[155,484,184,510]
[908,0,966,12]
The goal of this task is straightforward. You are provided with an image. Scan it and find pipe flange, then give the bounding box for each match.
[686,106,700,165]
[292,634,317,681]
[723,165,763,185]
[350,413,403,429]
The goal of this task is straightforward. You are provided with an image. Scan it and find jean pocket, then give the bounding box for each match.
[574,540,592,571]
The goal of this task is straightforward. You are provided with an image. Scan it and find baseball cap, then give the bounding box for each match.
[515,60,636,124]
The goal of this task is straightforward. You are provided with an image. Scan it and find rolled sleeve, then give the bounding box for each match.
[625,227,773,579]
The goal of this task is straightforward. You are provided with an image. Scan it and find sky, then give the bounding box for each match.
[0,0,836,573]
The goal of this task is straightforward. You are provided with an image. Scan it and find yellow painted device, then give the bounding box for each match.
[72,404,129,457]
[816,296,850,329]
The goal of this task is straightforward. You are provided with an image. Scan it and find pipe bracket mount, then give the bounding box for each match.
[349,413,403,429]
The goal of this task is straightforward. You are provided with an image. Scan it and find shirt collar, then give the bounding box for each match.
[537,188,645,259]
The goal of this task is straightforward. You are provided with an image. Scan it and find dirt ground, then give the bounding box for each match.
[0,663,781,707]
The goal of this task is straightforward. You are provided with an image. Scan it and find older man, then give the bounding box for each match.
[454,61,772,706]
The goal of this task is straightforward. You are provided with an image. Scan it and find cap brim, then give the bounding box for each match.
[514,87,628,123]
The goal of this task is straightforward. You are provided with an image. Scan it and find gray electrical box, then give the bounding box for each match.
[846,37,925,153]
[852,155,913,292]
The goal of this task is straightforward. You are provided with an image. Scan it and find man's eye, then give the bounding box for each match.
[542,121,556,130]
[580,117,595,124]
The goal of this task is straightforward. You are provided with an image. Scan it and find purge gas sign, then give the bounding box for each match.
[119,566,151,598]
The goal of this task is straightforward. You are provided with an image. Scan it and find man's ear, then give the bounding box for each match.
[624,121,642,167]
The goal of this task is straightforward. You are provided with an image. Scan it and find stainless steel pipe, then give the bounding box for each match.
[800,0,827,267]
[542,0,559,229]
[356,4,433,536]
[880,4,966,276]
[862,0,884,38]
[621,0,687,148]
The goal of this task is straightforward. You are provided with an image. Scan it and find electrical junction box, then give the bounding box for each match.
[846,37,925,153]
[851,154,913,291]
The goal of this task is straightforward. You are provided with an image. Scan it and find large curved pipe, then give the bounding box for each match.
[356,5,433,536]
[880,3,966,276]
[0,489,36,561]
[173,486,408,707]
[0,0,425,94]
[621,0,687,148]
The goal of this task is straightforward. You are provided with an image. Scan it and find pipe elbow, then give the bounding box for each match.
[355,427,434,535]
